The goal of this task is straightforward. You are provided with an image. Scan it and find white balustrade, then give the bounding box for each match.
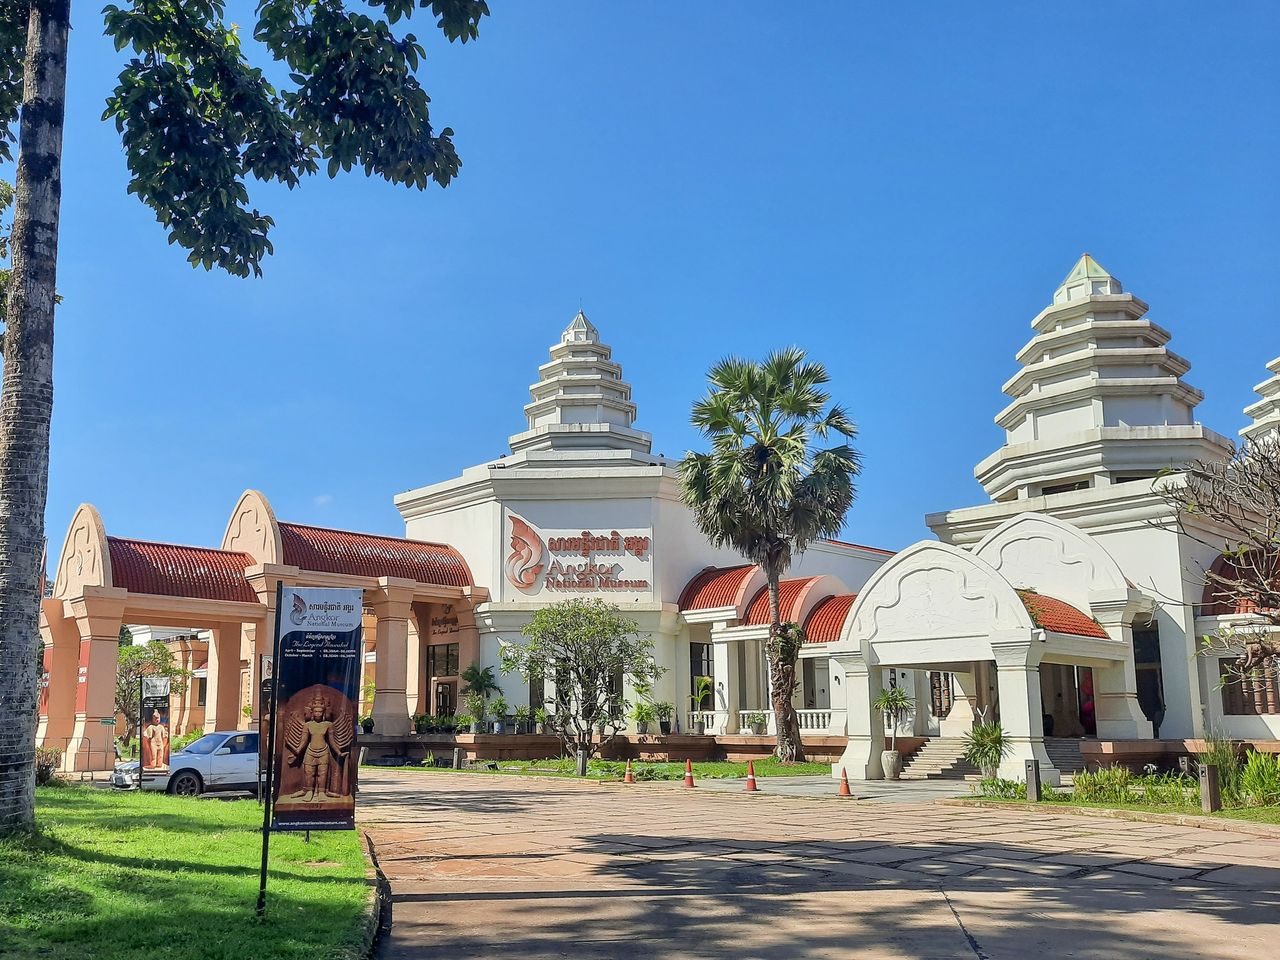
[797,709,833,731]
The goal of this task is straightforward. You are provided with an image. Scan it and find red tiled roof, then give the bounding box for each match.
[279,522,471,587]
[744,577,823,626]
[1017,590,1108,638]
[803,593,856,644]
[1199,552,1278,617]
[107,537,257,603]
[821,537,896,556]
[678,564,755,611]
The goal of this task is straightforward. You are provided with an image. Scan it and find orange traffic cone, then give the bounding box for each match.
[838,767,852,797]
[683,758,695,788]
[624,759,636,784]
[744,760,759,793]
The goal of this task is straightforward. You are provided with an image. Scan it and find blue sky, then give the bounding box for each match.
[36,3,1280,555]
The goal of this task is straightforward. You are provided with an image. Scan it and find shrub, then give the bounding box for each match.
[1197,732,1243,806]
[34,747,62,786]
[1072,766,1133,804]
[1137,772,1197,807]
[972,777,1026,800]
[962,722,1010,777]
[1239,751,1280,807]
[171,727,205,752]
[631,702,656,724]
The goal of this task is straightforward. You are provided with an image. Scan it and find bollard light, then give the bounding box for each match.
[1199,762,1221,813]
[1025,758,1042,802]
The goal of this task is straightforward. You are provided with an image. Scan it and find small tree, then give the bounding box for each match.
[115,641,190,745]
[501,599,663,772]
[680,348,860,762]
[1159,440,1280,673]
[873,686,913,753]
[460,663,502,700]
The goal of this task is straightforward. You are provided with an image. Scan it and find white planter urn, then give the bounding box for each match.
[881,749,902,781]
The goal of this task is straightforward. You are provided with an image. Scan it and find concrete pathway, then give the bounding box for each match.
[694,774,974,802]
[360,769,1280,960]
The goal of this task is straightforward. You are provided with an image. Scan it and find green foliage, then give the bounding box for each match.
[462,692,486,720]
[873,685,913,749]
[533,706,550,725]
[743,711,768,727]
[79,0,491,277]
[488,695,508,720]
[973,777,1027,800]
[115,642,191,742]
[460,663,502,698]
[1239,751,1280,807]
[33,747,61,786]
[631,701,656,724]
[653,701,674,722]
[453,712,474,729]
[962,722,1010,776]
[503,599,665,766]
[1072,766,1134,804]
[1197,732,1244,805]
[689,674,714,713]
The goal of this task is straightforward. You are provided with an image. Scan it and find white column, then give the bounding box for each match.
[1091,595,1155,740]
[712,639,741,733]
[992,636,1059,786]
[939,665,979,737]
[830,650,884,780]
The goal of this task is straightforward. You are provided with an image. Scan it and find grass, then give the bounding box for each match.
[970,795,1280,826]
[376,756,833,780]
[0,785,371,960]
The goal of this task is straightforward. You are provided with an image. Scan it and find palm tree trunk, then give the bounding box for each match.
[0,0,70,835]
[765,566,806,763]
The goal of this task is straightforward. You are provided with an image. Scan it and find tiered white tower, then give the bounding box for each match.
[508,311,654,457]
[1242,357,1280,446]
[975,254,1233,501]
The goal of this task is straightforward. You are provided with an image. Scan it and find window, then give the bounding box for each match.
[195,677,208,707]
[428,643,460,677]
[929,672,954,718]
[1041,480,1090,496]
[1221,659,1280,715]
[223,734,256,755]
[530,673,545,712]
[689,642,714,709]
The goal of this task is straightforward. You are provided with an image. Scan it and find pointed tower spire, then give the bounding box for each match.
[976,255,1231,501]
[508,310,652,456]
[1053,253,1123,305]
[1242,356,1280,445]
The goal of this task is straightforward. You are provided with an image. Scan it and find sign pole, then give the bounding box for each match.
[256,581,285,919]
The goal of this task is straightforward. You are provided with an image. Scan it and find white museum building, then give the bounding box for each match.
[395,255,1280,783]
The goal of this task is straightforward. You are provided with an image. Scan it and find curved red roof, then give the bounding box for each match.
[1017,591,1108,638]
[1199,552,1278,617]
[107,537,257,603]
[803,593,856,644]
[279,522,471,587]
[744,577,823,626]
[678,564,755,611]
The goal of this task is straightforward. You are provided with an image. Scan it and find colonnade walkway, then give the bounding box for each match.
[358,768,1280,960]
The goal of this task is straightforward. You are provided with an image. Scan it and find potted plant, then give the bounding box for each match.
[360,715,375,734]
[873,686,913,780]
[689,676,713,735]
[413,713,431,734]
[534,706,550,735]
[654,701,674,735]
[631,701,655,735]
[963,720,1011,780]
[744,711,768,736]
[514,704,531,734]
[454,712,474,735]
[463,692,486,734]
[489,695,508,734]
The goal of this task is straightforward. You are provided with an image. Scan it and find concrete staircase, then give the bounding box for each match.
[1043,737,1087,776]
[899,738,980,781]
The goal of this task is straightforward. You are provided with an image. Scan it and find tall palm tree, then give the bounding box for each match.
[680,348,859,762]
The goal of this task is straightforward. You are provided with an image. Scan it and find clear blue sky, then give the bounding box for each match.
[38,3,1280,556]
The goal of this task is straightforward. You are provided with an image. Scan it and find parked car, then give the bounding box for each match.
[111,730,260,797]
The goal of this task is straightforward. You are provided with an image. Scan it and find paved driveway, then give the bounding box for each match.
[360,769,1280,960]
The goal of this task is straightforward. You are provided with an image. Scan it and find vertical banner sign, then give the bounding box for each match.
[257,655,274,780]
[270,587,362,831]
[139,677,172,777]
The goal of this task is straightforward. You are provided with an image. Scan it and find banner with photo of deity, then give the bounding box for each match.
[139,677,172,774]
[270,586,362,831]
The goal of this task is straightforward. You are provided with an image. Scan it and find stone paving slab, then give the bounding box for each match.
[362,770,1280,960]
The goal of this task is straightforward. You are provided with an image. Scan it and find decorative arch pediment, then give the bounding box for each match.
[974,512,1126,610]
[835,541,1032,649]
[52,504,112,599]
[221,489,282,566]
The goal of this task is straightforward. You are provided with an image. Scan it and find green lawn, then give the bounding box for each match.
[377,756,832,780]
[0,785,371,960]
[968,796,1280,826]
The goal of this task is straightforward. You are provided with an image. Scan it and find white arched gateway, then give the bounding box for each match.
[828,513,1153,784]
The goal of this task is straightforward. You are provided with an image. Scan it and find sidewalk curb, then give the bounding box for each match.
[359,831,391,960]
[944,798,1280,837]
